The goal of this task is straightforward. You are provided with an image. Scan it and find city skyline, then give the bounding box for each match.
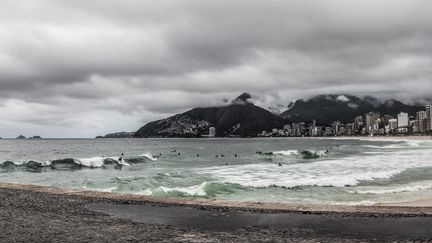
[1,0,432,137]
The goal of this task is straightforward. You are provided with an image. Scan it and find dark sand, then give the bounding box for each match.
[1,183,432,242]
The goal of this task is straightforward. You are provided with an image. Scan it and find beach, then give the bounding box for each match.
[2,138,432,241]
[1,183,432,242]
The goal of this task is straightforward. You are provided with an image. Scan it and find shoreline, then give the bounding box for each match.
[1,182,432,215]
[319,135,432,141]
[2,182,432,241]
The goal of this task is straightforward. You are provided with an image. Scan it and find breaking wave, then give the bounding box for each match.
[266,150,328,159]
[0,154,157,171]
[197,146,432,189]
[132,181,244,198]
[348,182,432,195]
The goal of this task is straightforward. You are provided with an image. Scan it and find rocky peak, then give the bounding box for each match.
[231,93,253,105]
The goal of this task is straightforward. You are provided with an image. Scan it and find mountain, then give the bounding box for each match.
[134,93,286,137]
[280,94,424,125]
[375,99,423,117]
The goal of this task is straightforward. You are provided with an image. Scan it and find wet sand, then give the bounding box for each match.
[1,183,432,242]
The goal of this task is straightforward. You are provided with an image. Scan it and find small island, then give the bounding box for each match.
[29,136,42,139]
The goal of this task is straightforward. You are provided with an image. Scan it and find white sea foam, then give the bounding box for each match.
[348,182,432,195]
[272,150,299,156]
[141,153,157,161]
[134,189,153,196]
[159,182,208,196]
[108,156,130,166]
[272,150,327,157]
[329,136,432,147]
[82,185,117,192]
[197,147,432,188]
[331,200,377,206]
[74,157,106,167]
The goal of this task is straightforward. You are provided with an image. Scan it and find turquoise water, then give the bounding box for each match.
[1,137,432,205]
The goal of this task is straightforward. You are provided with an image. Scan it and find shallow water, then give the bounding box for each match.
[1,137,432,205]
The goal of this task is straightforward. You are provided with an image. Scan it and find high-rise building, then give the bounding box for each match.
[381,114,393,126]
[416,111,428,133]
[365,112,380,133]
[388,119,398,131]
[209,127,216,137]
[397,112,409,133]
[354,116,363,131]
[332,121,342,135]
[426,104,432,131]
[373,119,381,134]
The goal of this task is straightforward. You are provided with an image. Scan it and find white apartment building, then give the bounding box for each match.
[397,112,409,133]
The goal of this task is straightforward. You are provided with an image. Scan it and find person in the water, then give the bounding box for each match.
[278,163,282,166]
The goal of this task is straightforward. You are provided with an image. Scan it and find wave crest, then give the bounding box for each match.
[0,154,156,171]
[133,182,244,197]
[267,150,328,159]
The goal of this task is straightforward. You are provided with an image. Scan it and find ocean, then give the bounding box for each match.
[1,137,432,205]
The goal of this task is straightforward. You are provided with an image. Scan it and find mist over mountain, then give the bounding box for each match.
[280,94,424,125]
[134,93,285,137]
[132,93,427,137]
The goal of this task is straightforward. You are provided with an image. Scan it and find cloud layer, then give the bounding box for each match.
[0,0,431,137]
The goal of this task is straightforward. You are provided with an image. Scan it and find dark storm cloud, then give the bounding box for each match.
[0,0,431,137]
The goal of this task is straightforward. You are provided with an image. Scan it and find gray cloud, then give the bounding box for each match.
[0,0,432,137]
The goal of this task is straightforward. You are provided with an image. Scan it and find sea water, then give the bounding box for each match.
[1,137,432,205]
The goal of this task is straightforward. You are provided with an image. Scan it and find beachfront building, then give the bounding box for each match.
[332,121,342,135]
[209,127,216,137]
[416,111,428,133]
[388,119,398,131]
[397,112,409,133]
[354,116,364,133]
[373,119,381,135]
[366,112,380,133]
[426,104,432,131]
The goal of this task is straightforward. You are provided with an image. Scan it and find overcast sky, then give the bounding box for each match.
[1,0,431,137]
